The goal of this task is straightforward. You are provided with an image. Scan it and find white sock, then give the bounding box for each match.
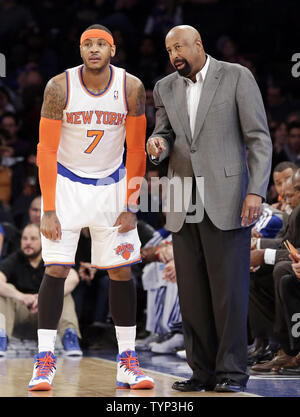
[38,329,57,353]
[115,325,136,354]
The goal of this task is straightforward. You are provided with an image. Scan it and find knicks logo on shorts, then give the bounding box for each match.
[115,243,134,260]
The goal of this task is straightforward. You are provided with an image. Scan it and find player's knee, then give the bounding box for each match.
[46,265,70,278]
[108,266,131,281]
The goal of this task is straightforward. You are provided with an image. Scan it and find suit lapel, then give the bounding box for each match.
[173,76,192,143]
[192,57,223,144]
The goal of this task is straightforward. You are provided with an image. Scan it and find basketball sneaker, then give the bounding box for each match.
[151,332,184,354]
[116,349,154,389]
[62,328,83,356]
[0,329,7,357]
[28,351,56,391]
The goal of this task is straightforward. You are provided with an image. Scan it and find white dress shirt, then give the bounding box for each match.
[184,55,210,137]
[256,239,277,265]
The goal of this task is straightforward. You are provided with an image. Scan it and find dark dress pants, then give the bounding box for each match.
[248,261,293,345]
[172,211,251,386]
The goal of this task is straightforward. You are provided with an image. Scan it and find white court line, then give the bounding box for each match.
[91,356,261,396]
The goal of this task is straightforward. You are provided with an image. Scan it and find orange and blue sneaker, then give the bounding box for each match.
[116,349,154,389]
[28,351,57,391]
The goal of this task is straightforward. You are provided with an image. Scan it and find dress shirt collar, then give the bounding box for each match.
[184,54,210,85]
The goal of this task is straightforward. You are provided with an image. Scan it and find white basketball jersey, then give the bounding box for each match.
[58,64,128,178]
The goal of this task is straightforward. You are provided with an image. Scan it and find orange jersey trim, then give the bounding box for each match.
[123,69,128,112]
[44,262,75,266]
[91,256,142,270]
[63,70,70,110]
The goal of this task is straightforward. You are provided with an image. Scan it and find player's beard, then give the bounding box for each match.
[174,58,192,77]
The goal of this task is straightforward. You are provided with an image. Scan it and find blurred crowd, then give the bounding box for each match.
[0,0,300,365]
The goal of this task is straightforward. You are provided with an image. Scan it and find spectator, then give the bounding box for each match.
[0,87,15,117]
[286,111,300,124]
[275,254,300,375]
[272,122,300,168]
[136,36,161,88]
[136,231,184,354]
[251,162,297,240]
[110,29,131,71]
[0,200,14,225]
[0,0,35,43]
[0,112,31,203]
[249,252,300,375]
[272,122,288,158]
[0,223,82,357]
[137,166,165,230]
[252,163,297,251]
[0,112,30,160]
[11,192,39,231]
[0,222,20,262]
[266,84,299,124]
[144,0,183,40]
[267,161,297,209]
[216,36,243,64]
[248,169,300,368]
[0,160,12,207]
[19,195,41,229]
[72,228,110,349]
[20,69,44,144]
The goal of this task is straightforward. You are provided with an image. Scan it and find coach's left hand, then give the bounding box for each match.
[241,194,262,227]
[114,211,136,233]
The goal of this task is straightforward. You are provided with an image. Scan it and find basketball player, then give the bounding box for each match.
[28,24,154,391]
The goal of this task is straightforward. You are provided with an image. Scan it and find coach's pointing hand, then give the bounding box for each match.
[146,137,166,159]
[41,211,62,241]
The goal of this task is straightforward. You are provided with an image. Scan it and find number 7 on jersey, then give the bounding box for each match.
[84,130,104,154]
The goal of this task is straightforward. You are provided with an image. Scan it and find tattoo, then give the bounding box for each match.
[135,83,146,116]
[87,87,105,95]
[126,74,146,116]
[44,211,56,216]
[41,77,66,120]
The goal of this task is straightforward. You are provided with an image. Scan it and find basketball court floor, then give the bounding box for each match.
[1,347,300,397]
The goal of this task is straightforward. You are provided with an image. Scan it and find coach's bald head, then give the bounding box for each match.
[165,25,206,81]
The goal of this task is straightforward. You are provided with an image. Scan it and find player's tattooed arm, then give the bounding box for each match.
[126,73,146,116]
[41,73,67,120]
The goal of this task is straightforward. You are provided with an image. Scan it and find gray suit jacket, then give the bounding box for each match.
[148,56,273,232]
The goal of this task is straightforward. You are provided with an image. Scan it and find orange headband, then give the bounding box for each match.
[80,29,114,46]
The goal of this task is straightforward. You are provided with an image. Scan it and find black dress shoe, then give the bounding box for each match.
[172,379,215,392]
[278,366,300,375]
[247,344,277,366]
[214,379,245,393]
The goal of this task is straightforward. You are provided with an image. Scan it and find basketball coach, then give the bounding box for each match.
[147,25,273,393]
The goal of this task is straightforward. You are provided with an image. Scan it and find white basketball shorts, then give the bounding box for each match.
[41,162,141,269]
